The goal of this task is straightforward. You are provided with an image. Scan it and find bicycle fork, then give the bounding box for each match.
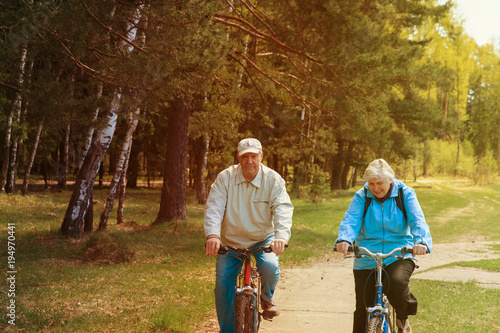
[367,266,393,333]
[237,259,258,294]
[236,259,259,328]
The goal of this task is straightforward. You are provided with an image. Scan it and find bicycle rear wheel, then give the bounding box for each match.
[366,315,383,333]
[235,294,258,333]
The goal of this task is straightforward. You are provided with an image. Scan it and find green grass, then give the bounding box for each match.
[410,280,500,332]
[0,179,499,332]
[411,179,500,242]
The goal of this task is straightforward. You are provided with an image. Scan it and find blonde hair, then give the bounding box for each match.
[362,159,395,182]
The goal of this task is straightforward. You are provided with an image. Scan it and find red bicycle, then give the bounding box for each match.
[218,245,274,333]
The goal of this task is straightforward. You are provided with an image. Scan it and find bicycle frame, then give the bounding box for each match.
[219,245,273,333]
[342,245,413,333]
[236,251,260,330]
[366,249,396,333]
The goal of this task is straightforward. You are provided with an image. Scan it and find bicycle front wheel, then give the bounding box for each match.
[366,315,383,333]
[235,294,258,333]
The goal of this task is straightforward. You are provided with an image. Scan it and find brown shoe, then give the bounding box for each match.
[396,318,412,333]
[261,298,280,319]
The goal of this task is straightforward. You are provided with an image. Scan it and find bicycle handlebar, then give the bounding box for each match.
[334,244,413,257]
[218,244,288,255]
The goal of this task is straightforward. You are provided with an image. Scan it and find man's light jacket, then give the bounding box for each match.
[204,164,293,248]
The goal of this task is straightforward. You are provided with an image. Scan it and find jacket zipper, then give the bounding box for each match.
[381,202,384,253]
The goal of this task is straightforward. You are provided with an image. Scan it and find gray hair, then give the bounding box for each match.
[362,159,395,182]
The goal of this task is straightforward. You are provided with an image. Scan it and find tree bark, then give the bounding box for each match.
[117,137,133,224]
[1,46,28,193]
[99,105,140,230]
[83,192,94,233]
[341,141,354,190]
[22,119,44,195]
[58,124,71,189]
[77,83,103,171]
[155,96,191,224]
[330,137,344,190]
[61,89,121,237]
[194,132,209,204]
[6,133,20,194]
[125,139,140,188]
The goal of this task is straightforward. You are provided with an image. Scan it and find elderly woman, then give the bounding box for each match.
[335,159,432,333]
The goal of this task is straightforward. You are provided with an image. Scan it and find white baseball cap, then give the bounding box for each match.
[237,138,262,156]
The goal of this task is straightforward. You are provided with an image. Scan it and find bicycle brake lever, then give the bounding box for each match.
[218,245,229,255]
[343,255,356,259]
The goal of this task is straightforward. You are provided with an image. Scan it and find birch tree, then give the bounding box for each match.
[1,45,27,193]
[99,101,141,229]
[61,90,122,237]
[22,117,44,195]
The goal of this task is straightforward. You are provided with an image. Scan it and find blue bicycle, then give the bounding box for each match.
[341,245,414,333]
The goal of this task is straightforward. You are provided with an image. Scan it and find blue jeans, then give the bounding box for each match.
[215,237,280,333]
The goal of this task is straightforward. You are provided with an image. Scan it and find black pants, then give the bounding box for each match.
[352,259,417,333]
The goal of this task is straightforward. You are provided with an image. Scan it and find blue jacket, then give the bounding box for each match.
[336,179,432,270]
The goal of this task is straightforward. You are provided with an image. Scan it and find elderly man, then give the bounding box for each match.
[204,138,293,333]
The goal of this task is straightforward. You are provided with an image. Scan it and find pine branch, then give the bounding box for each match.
[79,0,147,54]
[213,13,322,66]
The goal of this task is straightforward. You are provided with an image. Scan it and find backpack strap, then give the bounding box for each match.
[396,186,407,220]
[362,187,372,220]
[362,186,407,220]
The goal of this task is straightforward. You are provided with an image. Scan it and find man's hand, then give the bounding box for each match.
[205,237,222,257]
[412,244,428,256]
[336,241,351,256]
[270,238,288,256]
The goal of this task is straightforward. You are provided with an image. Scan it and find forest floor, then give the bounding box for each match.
[197,239,500,333]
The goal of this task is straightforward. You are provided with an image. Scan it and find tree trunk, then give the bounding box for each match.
[6,135,20,194]
[0,45,27,193]
[497,127,500,170]
[77,83,103,171]
[99,105,140,230]
[58,124,70,189]
[60,89,122,237]
[350,166,358,188]
[341,141,354,190]
[442,91,449,140]
[455,70,460,176]
[194,132,209,204]
[292,163,302,193]
[155,96,191,224]
[413,142,418,182]
[330,137,344,190]
[117,137,133,224]
[83,192,94,233]
[125,139,140,188]
[22,119,44,195]
[423,139,428,177]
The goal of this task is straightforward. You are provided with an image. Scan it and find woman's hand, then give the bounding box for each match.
[336,241,351,256]
[412,244,428,256]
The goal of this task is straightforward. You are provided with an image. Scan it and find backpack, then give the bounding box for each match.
[362,186,407,220]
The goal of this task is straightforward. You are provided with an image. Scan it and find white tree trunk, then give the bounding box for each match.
[99,104,141,230]
[61,89,122,237]
[1,46,27,193]
[117,136,133,224]
[22,119,44,195]
[77,83,103,171]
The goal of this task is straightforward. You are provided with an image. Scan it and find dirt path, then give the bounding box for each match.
[198,240,500,333]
